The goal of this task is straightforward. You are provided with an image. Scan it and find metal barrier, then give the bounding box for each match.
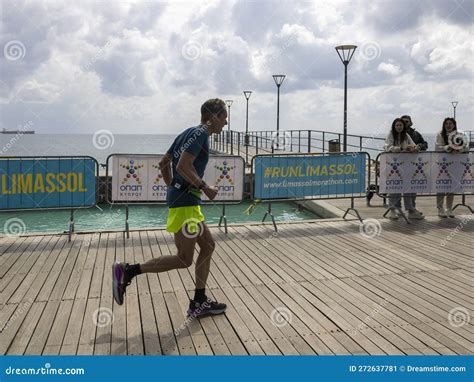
[105,153,245,236]
[251,152,371,231]
[375,151,473,223]
[0,156,99,241]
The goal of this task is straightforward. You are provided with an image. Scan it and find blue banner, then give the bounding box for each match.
[0,158,96,209]
[254,153,366,200]
[0,356,472,382]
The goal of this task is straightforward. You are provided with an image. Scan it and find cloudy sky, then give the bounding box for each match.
[1,0,473,137]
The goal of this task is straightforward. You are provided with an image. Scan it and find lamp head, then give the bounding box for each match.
[335,45,357,64]
[272,74,286,86]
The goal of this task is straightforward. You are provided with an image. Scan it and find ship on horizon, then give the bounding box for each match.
[1,128,35,134]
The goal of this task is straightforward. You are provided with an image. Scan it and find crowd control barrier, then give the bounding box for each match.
[376,151,473,223]
[105,153,245,235]
[0,156,99,241]
[251,152,371,231]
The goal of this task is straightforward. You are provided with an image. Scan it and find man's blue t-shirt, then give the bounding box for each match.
[166,125,209,208]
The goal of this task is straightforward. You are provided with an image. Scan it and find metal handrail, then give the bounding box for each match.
[213,129,386,161]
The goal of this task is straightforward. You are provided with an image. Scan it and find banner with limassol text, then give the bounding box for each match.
[109,154,244,203]
[253,153,367,200]
[379,152,473,194]
[0,157,97,210]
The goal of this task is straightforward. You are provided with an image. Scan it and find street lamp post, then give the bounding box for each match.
[335,45,357,152]
[272,74,286,150]
[451,101,458,120]
[225,99,233,154]
[243,91,252,166]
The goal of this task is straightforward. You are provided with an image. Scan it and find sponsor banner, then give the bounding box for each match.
[379,152,473,194]
[253,153,367,200]
[0,158,96,210]
[110,155,244,202]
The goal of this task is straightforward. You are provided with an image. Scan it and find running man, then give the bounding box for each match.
[112,98,227,317]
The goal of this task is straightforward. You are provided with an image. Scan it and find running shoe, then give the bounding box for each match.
[187,297,227,317]
[112,262,131,305]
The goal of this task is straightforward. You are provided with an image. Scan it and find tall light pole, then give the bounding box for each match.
[243,91,252,166]
[335,45,357,152]
[272,74,286,150]
[225,99,233,153]
[451,101,458,119]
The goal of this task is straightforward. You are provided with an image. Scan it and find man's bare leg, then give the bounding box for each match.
[195,223,215,289]
[187,223,225,316]
[139,230,196,273]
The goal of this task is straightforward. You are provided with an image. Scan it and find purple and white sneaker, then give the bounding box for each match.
[112,262,130,305]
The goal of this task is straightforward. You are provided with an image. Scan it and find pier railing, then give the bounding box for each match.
[212,129,474,156]
[211,129,386,158]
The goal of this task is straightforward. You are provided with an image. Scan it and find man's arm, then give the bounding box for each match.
[158,153,173,186]
[416,131,428,151]
[176,151,205,188]
[177,152,218,200]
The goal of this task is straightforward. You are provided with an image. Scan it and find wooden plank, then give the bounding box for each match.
[77,297,100,354]
[159,230,214,355]
[131,231,161,355]
[60,235,97,355]
[0,236,47,303]
[24,300,60,354]
[123,231,144,355]
[42,300,74,355]
[0,236,41,279]
[110,232,128,355]
[94,233,116,355]
[5,301,46,355]
[22,236,68,304]
[8,236,59,304]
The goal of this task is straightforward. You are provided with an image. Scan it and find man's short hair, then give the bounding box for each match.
[401,115,412,122]
[201,99,226,123]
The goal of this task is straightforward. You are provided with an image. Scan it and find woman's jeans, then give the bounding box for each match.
[436,193,454,210]
[388,193,415,211]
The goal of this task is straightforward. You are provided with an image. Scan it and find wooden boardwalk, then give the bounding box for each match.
[0,216,472,355]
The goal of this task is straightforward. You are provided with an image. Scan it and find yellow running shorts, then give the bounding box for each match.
[166,205,205,234]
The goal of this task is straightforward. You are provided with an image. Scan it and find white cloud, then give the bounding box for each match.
[377,62,401,76]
